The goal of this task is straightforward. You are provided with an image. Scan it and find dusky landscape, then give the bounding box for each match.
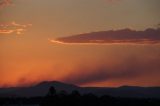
[0,0,160,105]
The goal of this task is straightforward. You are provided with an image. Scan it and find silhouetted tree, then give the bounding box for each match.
[40,87,159,106]
[47,86,56,97]
[70,90,81,97]
[58,90,68,97]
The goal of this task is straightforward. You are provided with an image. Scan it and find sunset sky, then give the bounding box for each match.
[0,0,160,87]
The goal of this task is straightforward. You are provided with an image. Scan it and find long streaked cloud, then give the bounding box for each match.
[0,21,32,35]
[50,28,160,45]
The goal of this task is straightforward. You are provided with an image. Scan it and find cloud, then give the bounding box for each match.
[63,56,160,85]
[0,0,12,8]
[50,28,160,45]
[0,21,32,35]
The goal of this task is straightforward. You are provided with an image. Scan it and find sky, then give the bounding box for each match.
[0,0,160,87]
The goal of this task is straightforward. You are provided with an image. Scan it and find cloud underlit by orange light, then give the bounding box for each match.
[0,21,32,35]
[51,28,160,45]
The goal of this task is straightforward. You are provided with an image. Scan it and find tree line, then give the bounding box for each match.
[0,86,160,106]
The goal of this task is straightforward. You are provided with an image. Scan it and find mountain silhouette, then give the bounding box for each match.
[0,81,160,98]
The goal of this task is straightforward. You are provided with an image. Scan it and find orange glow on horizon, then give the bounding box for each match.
[1,0,160,88]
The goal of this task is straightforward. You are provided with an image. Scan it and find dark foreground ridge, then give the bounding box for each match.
[0,81,160,106]
[0,81,160,98]
[0,86,160,106]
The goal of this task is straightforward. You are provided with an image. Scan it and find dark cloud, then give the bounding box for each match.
[52,28,160,44]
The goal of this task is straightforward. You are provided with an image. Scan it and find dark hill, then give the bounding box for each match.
[0,81,160,98]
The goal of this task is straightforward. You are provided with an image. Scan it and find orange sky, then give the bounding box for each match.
[0,0,160,87]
